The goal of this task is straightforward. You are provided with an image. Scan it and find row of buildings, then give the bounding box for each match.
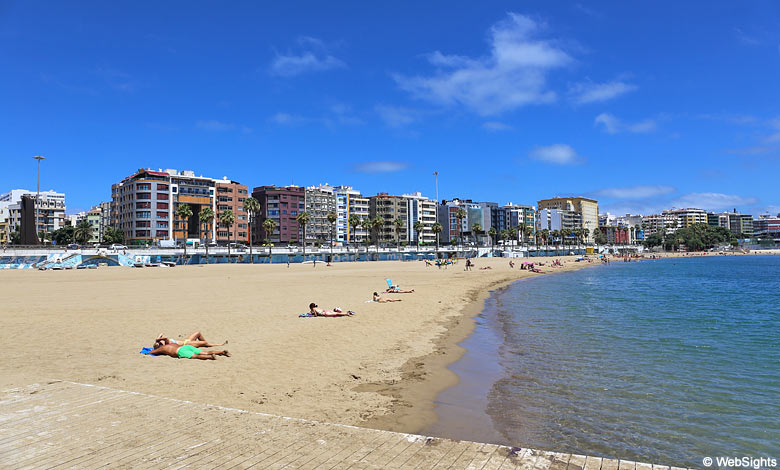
[2,167,779,247]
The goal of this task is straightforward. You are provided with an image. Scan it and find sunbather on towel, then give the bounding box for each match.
[148,343,231,360]
[154,331,226,350]
[373,292,402,303]
[385,287,415,293]
[309,303,355,317]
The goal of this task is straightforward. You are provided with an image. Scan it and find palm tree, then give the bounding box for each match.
[243,197,260,264]
[574,228,583,247]
[413,220,425,250]
[348,215,361,255]
[176,203,193,262]
[262,218,277,258]
[518,223,526,248]
[455,208,467,252]
[371,215,385,258]
[508,227,518,250]
[296,211,311,260]
[541,229,550,250]
[551,230,560,247]
[327,211,338,259]
[220,209,235,263]
[488,227,497,254]
[360,218,372,259]
[471,223,482,248]
[74,220,92,245]
[200,207,215,264]
[500,229,509,250]
[583,228,590,246]
[393,217,404,256]
[431,222,443,255]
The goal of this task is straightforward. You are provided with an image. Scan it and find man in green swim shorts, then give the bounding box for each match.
[148,342,231,360]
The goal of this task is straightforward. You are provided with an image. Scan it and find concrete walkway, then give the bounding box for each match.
[0,381,688,470]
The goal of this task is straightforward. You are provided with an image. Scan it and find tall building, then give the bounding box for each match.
[305,186,338,245]
[537,197,598,242]
[642,213,679,235]
[251,185,305,244]
[401,192,437,245]
[368,193,409,244]
[215,179,249,244]
[330,185,370,245]
[437,199,483,244]
[753,214,780,238]
[0,204,9,245]
[503,203,536,242]
[537,208,582,235]
[111,168,242,246]
[663,208,707,228]
[2,189,66,235]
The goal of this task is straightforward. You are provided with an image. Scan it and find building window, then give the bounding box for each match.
[136,221,151,228]
[268,210,279,215]
[156,230,168,237]
[157,202,169,209]
[157,184,169,191]
[157,193,169,200]
[137,193,151,200]
[157,211,168,219]
[136,202,151,209]
[136,183,151,190]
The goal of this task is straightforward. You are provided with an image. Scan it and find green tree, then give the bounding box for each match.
[455,208,467,251]
[500,229,509,250]
[471,223,482,247]
[10,230,21,245]
[262,218,277,258]
[487,227,497,253]
[393,217,405,256]
[220,209,235,262]
[199,207,215,264]
[508,227,518,250]
[348,215,362,255]
[371,215,385,258]
[295,211,311,260]
[243,197,260,264]
[327,211,338,258]
[176,203,193,262]
[431,222,443,254]
[594,228,607,247]
[583,228,590,246]
[413,220,425,249]
[360,217,372,258]
[52,226,75,246]
[74,220,92,245]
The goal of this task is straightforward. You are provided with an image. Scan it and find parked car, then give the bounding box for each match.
[66,243,80,250]
[109,244,127,250]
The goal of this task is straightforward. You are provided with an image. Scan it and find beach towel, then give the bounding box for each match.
[140,347,154,355]
[299,313,317,317]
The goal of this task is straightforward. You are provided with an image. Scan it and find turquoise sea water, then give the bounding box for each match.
[429,256,780,468]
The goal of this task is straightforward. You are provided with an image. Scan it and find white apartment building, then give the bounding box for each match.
[315,185,370,245]
[401,192,437,245]
[2,189,66,235]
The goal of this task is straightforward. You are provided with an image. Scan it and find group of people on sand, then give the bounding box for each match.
[149,331,231,360]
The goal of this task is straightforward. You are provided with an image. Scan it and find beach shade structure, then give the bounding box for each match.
[385,278,398,290]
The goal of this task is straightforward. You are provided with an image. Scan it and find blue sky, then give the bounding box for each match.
[1,1,779,216]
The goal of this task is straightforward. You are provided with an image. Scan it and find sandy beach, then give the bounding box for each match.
[1,250,775,435]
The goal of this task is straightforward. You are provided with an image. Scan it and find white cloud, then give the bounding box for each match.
[569,80,636,104]
[529,144,581,165]
[671,193,759,211]
[375,105,419,128]
[592,185,675,199]
[482,121,512,131]
[765,118,780,142]
[270,36,345,76]
[269,113,305,125]
[394,13,571,115]
[594,113,656,134]
[353,161,408,173]
[196,120,235,131]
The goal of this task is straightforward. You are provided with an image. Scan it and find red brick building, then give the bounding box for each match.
[251,186,305,245]
[215,179,249,244]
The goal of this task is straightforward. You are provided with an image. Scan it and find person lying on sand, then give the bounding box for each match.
[154,331,226,349]
[148,343,231,360]
[309,303,355,317]
[385,287,415,293]
[373,292,402,303]
[479,266,492,270]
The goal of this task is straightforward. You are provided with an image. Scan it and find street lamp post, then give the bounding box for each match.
[33,155,45,244]
[433,171,439,256]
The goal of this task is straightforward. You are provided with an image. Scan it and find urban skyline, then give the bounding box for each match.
[2,2,780,217]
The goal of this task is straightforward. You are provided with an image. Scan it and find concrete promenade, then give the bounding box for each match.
[0,381,688,470]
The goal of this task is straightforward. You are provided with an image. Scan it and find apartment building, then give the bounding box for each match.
[251,185,305,244]
[305,186,338,245]
[437,199,484,244]
[0,204,9,245]
[537,197,598,242]
[663,208,707,228]
[642,213,679,235]
[330,185,369,245]
[215,179,249,244]
[753,214,780,238]
[111,169,218,246]
[2,189,66,235]
[368,193,409,244]
[537,208,582,236]
[401,192,437,245]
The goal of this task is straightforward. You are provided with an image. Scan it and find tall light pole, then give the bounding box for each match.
[33,155,45,244]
